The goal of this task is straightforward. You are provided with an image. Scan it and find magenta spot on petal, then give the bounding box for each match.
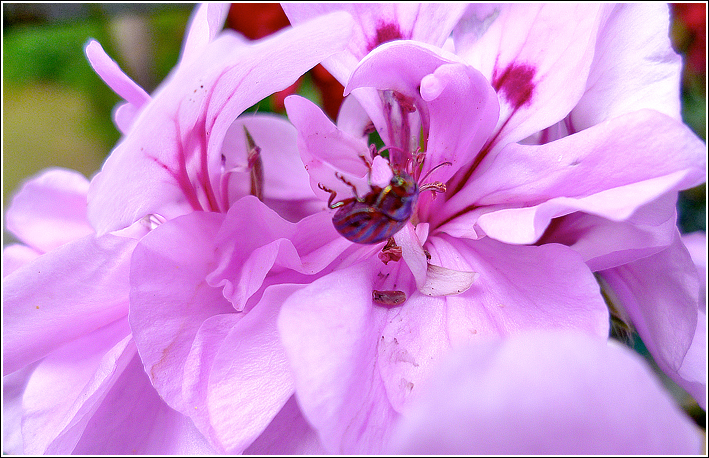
[492,62,536,109]
[367,21,404,52]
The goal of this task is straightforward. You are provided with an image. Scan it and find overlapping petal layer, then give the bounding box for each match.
[440,109,706,244]
[599,232,704,408]
[5,168,94,253]
[3,233,137,375]
[387,332,701,454]
[453,4,605,148]
[88,12,354,235]
[279,236,609,453]
[129,197,350,452]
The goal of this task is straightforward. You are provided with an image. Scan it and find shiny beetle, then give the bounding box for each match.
[319,170,418,244]
[318,156,448,244]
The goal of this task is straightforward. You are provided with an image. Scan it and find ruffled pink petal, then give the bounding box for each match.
[682,231,707,309]
[207,197,347,309]
[374,235,609,414]
[284,207,357,271]
[428,235,610,340]
[282,4,467,85]
[219,113,323,222]
[2,361,40,454]
[343,40,455,159]
[479,110,704,207]
[284,95,371,198]
[170,294,290,453]
[280,233,609,452]
[375,293,451,414]
[336,94,372,139]
[245,395,327,455]
[471,177,695,245]
[418,63,499,184]
[21,318,133,454]
[222,115,315,203]
[71,350,215,454]
[2,244,42,277]
[87,3,230,134]
[88,12,354,235]
[84,39,150,108]
[111,101,142,134]
[5,168,93,253]
[206,284,299,452]
[442,110,706,243]
[598,231,702,405]
[3,234,137,375]
[388,331,701,454]
[129,211,232,418]
[130,208,327,452]
[675,309,706,409]
[393,223,427,290]
[453,4,605,149]
[572,3,682,129]
[539,192,679,272]
[346,41,500,184]
[394,224,477,296]
[369,154,394,187]
[174,313,240,450]
[278,261,399,453]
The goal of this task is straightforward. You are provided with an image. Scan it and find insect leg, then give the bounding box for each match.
[360,151,373,170]
[318,183,344,209]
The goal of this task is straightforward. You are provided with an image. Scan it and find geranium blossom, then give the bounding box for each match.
[3,2,704,455]
[3,4,354,454]
[278,3,705,453]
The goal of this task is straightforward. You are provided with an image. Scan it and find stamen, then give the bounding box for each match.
[379,237,403,264]
[380,90,418,170]
[393,91,416,113]
[372,289,407,306]
[419,181,446,195]
[243,126,264,201]
[419,161,452,184]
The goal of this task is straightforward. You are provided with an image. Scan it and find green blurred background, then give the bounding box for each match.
[3,4,194,225]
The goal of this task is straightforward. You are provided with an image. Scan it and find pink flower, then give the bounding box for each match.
[278,3,705,453]
[387,331,703,454]
[4,3,704,455]
[3,4,354,453]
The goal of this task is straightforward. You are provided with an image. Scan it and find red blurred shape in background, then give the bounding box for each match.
[227,3,290,39]
[226,3,345,119]
[671,3,706,84]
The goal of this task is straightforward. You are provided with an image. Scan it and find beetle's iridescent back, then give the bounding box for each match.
[332,172,418,244]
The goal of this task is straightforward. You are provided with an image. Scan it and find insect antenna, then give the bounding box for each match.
[420,161,453,184]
